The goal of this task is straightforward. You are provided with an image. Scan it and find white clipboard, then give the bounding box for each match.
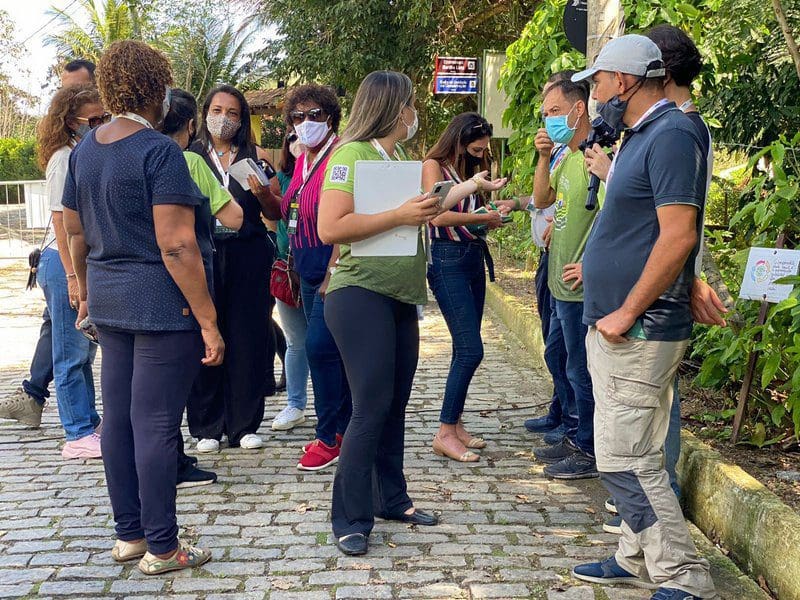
[351,160,422,257]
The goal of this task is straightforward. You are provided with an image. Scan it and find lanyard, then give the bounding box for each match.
[607,99,672,184]
[207,143,238,189]
[302,134,336,181]
[287,139,336,237]
[370,138,398,162]
[679,99,695,113]
[115,113,153,129]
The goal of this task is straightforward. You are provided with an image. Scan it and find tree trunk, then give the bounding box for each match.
[772,0,800,81]
[701,240,744,331]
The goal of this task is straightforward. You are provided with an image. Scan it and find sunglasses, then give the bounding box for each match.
[470,122,494,137]
[76,113,112,128]
[290,108,328,125]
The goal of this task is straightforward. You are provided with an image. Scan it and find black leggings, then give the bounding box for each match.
[324,286,419,538]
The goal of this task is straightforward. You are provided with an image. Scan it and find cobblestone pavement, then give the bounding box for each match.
[0,260,761,599]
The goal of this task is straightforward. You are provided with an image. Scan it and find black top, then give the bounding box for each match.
[189,140,268,239]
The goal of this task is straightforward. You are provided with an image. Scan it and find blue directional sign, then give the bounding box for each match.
[434,75,478,95]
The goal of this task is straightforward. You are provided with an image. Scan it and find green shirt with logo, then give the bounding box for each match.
[547,148,602,302]
[322,141,427,305]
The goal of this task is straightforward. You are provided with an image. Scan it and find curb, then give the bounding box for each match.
[485,280,800,600]
[484,282,545,370]
[679,432,800,600]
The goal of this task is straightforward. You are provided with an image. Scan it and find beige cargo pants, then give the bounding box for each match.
[586,327,716,597]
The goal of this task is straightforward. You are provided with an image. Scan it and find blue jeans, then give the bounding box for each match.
[551,299,594,455]
[535,251,563,424]
[276,298,309,411]
[427,240,486,424]
[300,278,351,446]
[543,296,577,443]
[665,380,682,498]
[37,248,98,440]
[23,306,53,406]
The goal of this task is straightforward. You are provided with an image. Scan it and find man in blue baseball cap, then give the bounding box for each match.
[568,34,717,600]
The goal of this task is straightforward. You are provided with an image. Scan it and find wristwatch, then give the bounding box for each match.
[471,174,484,192]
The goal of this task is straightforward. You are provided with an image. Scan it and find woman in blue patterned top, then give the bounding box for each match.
[62,40,222,576]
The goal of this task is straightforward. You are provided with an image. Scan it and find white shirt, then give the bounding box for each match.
[44,145,72,250]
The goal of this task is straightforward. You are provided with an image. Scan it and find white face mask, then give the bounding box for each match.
[295,119,331,148]
[401,107,418,141]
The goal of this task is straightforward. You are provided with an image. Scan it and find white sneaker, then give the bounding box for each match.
[239,433,264,449]
[196,438,220,453]
[272,406,306,431]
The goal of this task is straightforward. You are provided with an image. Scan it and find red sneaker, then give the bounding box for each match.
[297,439,340,471]
[302,433,343,453]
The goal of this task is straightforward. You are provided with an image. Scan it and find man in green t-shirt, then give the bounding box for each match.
[530,78,601,480]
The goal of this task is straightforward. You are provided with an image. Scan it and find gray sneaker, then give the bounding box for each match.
[0,388,43,428]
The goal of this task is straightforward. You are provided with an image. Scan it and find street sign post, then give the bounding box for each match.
[434,56,478,95]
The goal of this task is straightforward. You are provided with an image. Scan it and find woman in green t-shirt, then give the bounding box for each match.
[317,70,441,557]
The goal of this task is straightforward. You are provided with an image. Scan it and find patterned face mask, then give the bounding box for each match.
[205,113,241,141]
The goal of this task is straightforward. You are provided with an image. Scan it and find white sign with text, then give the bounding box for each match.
[739,247,800,303]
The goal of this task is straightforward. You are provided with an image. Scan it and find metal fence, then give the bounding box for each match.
[0,179,48,260]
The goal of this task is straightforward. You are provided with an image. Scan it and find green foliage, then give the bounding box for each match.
[252,0,539,152]
[44,0,265,100]
[692,137,800,441]
[0,139,42,181]
[0,9,36,139]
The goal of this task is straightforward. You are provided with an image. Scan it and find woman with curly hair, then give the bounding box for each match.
[187,84,282,454]
[62,40,222,575]
[279,84,352,470]
[2,85,108,457]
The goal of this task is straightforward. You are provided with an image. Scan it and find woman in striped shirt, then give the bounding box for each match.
[423,113,508,463]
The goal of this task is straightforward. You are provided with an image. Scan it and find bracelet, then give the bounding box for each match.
[471,175,484,192]
[66,273,77,279]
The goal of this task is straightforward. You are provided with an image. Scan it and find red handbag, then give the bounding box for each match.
[270,253,301,308]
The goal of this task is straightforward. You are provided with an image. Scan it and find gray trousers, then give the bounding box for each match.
[586,327,715,597]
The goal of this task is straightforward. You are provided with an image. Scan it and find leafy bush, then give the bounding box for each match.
[692,137,800,442]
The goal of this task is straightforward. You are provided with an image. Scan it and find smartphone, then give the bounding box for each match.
[429,180,455,208]
[78,317,99,344]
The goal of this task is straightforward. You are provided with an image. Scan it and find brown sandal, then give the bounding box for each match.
[462,436,487,449]
[433,435,479,463]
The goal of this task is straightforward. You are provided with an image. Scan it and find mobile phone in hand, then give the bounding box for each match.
[78,317,99,344]
[429,180,455,208]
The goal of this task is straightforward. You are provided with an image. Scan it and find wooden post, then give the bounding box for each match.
[730,233,787,443]
[587,0,625,63]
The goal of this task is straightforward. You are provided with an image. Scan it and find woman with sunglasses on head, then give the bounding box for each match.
[26,85,108,458]
[317,70,444,556]
[270,130,312,432]
[61,40,222,574]
[279,84,352,467]
[187,84,282,454]
[423,112,508,463]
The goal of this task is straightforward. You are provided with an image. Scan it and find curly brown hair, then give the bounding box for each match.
[36,84,101,170]
[96,40,172,115]
[283,84,342,132]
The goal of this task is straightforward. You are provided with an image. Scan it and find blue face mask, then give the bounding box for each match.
[544,103,578,144]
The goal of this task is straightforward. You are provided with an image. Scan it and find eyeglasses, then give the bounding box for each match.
[76,113,111,128]
[290,108,328,125]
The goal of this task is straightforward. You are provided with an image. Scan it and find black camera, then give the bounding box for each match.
[256,159,277,180]
[579,117,619,211]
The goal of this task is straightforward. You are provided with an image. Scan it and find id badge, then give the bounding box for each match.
[287,201,300,236]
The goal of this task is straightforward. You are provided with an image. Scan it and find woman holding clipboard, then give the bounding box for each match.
[317,71,441,556]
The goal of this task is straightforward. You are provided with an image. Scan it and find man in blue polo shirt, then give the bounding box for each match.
[568,35,716,600]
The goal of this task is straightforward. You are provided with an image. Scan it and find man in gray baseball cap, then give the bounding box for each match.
[568,34,717,600]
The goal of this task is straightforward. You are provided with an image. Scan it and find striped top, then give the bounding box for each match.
[429,163,481,242]
[280,138,338,250]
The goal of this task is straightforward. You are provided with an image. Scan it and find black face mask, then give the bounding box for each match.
[464,152,483,171]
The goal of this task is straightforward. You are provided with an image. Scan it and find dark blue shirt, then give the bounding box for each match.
[62,128,213,332]
[582,103,707,341]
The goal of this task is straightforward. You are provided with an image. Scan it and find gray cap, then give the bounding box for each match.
[571,34,665,82]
